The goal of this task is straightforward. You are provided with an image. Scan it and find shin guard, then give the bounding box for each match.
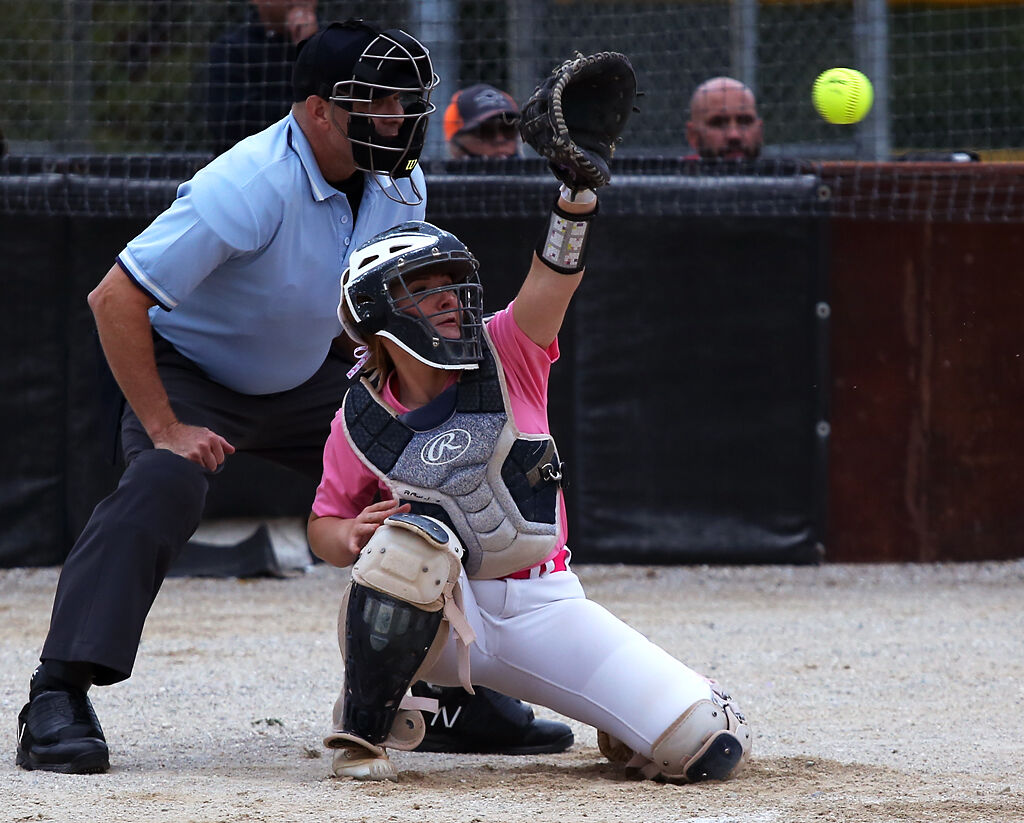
[341,583,444,743]
[325,514,474,752]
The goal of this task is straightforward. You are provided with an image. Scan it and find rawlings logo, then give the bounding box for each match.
[398,488,441,503]
[421,430,472,465]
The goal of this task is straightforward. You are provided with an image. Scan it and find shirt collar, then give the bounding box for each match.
[286,115,342,202]
[384,370,459,414]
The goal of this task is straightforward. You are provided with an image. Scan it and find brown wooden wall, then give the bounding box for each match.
[827,214,1024,562]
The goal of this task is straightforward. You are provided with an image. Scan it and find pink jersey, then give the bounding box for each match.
[313,303,569,570]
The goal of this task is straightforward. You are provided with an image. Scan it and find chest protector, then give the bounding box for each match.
[342,327,563,579]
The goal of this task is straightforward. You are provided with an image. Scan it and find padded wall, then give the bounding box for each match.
[0,216,71,566]
[572,215,828,563]
[2,168,829,566]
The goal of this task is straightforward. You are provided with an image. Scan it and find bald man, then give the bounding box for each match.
[686,77,763,161]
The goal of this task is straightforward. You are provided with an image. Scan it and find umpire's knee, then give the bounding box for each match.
[118,448,209,545]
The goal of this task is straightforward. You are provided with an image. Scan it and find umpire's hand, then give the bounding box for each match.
[153,421,235,472]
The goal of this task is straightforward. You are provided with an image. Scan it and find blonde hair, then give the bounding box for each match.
[340,301,394,391]
[362,335,395,391]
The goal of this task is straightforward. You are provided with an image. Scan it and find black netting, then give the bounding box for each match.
[2,1,1023,220]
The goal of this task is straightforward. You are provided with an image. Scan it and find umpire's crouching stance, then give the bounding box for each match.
[16,18,571,775]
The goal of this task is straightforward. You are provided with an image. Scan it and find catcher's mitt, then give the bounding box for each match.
[519,51,637,191]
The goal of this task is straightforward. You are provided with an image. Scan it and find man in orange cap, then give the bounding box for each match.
[443,83,521,158]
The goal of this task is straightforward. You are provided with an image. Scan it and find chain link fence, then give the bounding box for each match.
[2,0,1023,218]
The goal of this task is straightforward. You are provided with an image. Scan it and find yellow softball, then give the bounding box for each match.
[812,68,874,125]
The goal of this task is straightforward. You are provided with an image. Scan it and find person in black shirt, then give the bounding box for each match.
[205,1,320,154]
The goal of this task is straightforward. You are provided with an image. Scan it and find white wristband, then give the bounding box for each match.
[559,183,597,205]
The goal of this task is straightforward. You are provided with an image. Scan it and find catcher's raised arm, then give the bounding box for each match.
[519,51,638,192]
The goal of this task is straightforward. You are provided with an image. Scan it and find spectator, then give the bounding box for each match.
[686,76,763,161]
[443,84,521,159]
[205,0,320,154]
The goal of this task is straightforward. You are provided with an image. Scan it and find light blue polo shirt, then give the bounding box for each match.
[118,113,426,395]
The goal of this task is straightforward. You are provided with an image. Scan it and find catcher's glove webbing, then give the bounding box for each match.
[519,51,638,192]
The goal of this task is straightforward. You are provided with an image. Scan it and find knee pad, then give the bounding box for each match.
[603,682,751,784]
[648,690,751,783]
[325,514,475,752]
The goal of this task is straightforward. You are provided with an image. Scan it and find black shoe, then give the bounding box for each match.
[412,683,574,755]
[16,673,109,774]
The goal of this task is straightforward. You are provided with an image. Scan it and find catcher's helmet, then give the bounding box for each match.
[340,222,484,370]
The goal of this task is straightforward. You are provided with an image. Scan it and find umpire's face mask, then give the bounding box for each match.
[329,29,439,205]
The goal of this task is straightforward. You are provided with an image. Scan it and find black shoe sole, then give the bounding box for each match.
[416,730,574,755]
[16,746,110,774]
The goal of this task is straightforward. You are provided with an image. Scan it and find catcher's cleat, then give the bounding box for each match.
[16,671,109,774]
[597,729,634,764]
[412,684,574,755]
[330,744,398,782]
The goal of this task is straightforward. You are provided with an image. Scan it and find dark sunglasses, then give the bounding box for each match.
[472,114,519,141]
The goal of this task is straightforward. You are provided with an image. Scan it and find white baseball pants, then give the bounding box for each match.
[420,566,715,759]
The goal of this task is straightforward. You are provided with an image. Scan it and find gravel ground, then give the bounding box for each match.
[1,560,1023,823]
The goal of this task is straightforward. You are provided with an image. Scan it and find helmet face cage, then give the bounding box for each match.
[341,223,484,370]
[330,29,438,185]
[383,260,484,367]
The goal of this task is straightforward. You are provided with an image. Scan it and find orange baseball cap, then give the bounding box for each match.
[443,84,520,141]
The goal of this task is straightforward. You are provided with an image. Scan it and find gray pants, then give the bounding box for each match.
[41,334,350,684]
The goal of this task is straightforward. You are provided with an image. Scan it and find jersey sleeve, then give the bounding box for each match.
[313,406,383,519]
[118,169,264,310]
[485,303,559,410]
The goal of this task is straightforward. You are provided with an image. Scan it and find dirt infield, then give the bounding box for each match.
[2,560,1022,823]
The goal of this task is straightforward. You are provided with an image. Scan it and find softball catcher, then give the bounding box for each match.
[309,52,751,783]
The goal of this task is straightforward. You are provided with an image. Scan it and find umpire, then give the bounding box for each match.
[16,19,571,774]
